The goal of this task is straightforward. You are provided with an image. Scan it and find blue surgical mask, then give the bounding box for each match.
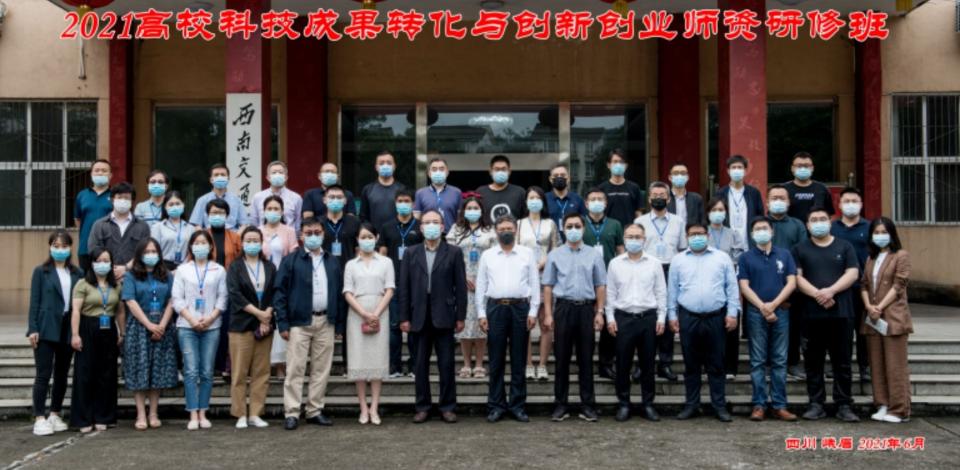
[320,172,338,187]
[841,203,862,218]
[304,235,324,251]
[670,174,688,188]
[422,223,442,240]
[166,205,184,219]
[112,198,132,214]
[769,200,788,215]
[610,163,626,176]
[709,211,726,225]
[395,202,412,216]
[464,209,482,223]
[243,242,262,256]
[688,234,709,251]
[526,199,543,213]
[142,253,160,267]
[50,247,71,262]
[264,211,283,224]
[191,244,210,260]
[92,262,112,276]
[212,176,229,190]
[430,171,447,185]
[92,175,109,187]
[794,167,813,181]
[588,200,606,214]
[378,164,394,178]
[872,233,891,248]
[208,214,226,228]
[269,173,286,187]
[624,239,644,254]
[752,230,772,245]
[326,199,345,213]
[729,168,745,182]
[809,221,831,238]
[564,228,583,243]
[148,183,167,197]
[492,171,509,185]
[358,239,377,253]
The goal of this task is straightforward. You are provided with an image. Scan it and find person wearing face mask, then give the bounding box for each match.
[151,191,198,271]
[133,170,169,227]
[860,217,912,424]
[87,182,151,280]
[360,151,407,231]
[545,163,586,239]
[274,218,344,431]
[303,162,356,219]
[667,223,740,422]
[251,161,304,233]
[605,224,667,422]
[541,213,607,423]
[320,185,361,263]
[203,198,243,378]
[74,159,114,270]
[666,164,705,226]
[446,196,497,380]
[475,214,541,423]
[634,182,686,382]
[475,155,526,225]
[767,184,810,380]
[737,217,798,422]
[599,149,646,228]
[121,238,178,430]
[398,211,467,424]
[784,151,835,221]
[27,230,82,436]
[377,189,422,378]
[704,198,746,379]
[831,187,873,382]
[189,163,251,231]
[259,196,300,268]
[715,155,765,247]
[791,207,860,422]
[343,223,395,426]
[414,158,462,231]
[172,231,228,430]
[581,188,624,381]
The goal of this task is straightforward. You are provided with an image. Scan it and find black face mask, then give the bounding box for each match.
[497,231,515,246]
[650,198,668,210]
[552,177,568,191]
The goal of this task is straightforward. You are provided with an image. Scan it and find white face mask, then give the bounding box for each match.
[113,198,132,214]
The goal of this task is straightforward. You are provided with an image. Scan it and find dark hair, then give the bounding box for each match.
[749,216,772,233]
[210,163,230,176]
[187,230,216,263]
[685,222,708,234]
[44,229,76,269]
[489,155,511,168]
[376,150,394,159]
[706,197,728,214]
[160,190,185,220]
[767,183,789,196]
[428,157,448,168]
[206,197,231,216]
[111,181,135,201]
[839,186,862,200]
[84,247,117,288]
[302,216,325,230]
[130,237,169,283]
[494,214,517,228]
[523,186,549,219]
[455,196,488,241]
[806,206,830,222]
[648,181,670,195]
[324,184,345,196]
[792,151,813,164]
[239,226,269,263]
[726,154,749,168]
[91,158,112,170]
[562,212,585,227]
[549,162,568,173]
[868,217,903,258]
[585,187,606,199]
[395,188,415,201]
[607,148,626,163]
[146,169,169,185]
[357,222,378,239]
[263,195,285,224]
[669,163,688,173]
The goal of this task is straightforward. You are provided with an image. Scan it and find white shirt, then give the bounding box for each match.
[635,212,687,265]
[517,217,560,264]
[56,267,71,313]
[111,212,132,237]
[475,244,541,318]
[872,251,888,294]
[172,261,228,329]
[727,186,748,242]
[605,252,667,323]
[672,190,687,223]
[311,251,329,313]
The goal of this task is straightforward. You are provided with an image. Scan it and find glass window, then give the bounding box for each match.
[340,106,416,201]
[570,105,646,195]
[0,102,27,163]
[427,105,559,154]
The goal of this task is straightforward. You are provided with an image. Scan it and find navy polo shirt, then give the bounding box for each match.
[546,190,587,236]
[302,187,356,218]
[737,245,797,303]
[73,187,113,255]
[831,218,870,271]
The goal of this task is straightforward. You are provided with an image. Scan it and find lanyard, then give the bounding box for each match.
[589,218,607,243]
[96,285,111,312]
[149,276,159,302]
[557,198,569,224]
[731,190,745,211]
[171,219,184,245]
[194,261,210,295]
[326,220,343,242]
[532,219,543,246]
[398,220,415,247]
[244,258,262,290]
[470,229,479,249]
[652,215,669,240]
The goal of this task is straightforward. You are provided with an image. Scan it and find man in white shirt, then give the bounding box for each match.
[475,214,540,423]
[251,161,304,232]
[606,224,667,422]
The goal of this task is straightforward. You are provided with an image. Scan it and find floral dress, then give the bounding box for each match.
[121,271,178,390]
[446,225,497,340]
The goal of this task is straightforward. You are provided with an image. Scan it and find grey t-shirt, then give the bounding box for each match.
[360,180,406,230]
[425,246,438,294]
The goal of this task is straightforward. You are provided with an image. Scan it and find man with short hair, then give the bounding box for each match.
[378,189,422,377]
[87,182,151,278]
[75,159,114,269]
[716,155,765,246]
[545,163,586,236]
[598,149,645,228]
[414,158,462,231]
[360,151,407,230]
[666,164,704,226]
[251,161,304,232]
[319,185,361,263]
[302,162,356,219]
[784,151,835,222]
[581,188,624,380]
[475,155,526,224]
[189,163,251,230]
[831,187,872,382]
[767,183,810,379]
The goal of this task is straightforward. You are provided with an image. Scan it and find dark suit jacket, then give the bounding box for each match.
[397,242,467,333]
[667,190,705,226]
[227,257,277,333]
[28,263,82,342]
[273,248,344,334]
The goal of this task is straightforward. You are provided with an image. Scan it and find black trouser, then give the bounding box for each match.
[852,292,868,372]
[71,316,119,428]
[656,264,674,368]
[215,309,231,373]
[787,296,806,367]
[486,301,530,414]
[678,307,727,410]
[804,316,854,407]
[553,300,596,408]
[724,312,740,375]
[389,297,417,374]
[614,309,657,407]
[78,254,91,272]
[32,315,73,417]
[413,300,456,413]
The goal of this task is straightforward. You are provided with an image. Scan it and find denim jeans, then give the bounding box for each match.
[747,306,789,409]
[178,327,220,412]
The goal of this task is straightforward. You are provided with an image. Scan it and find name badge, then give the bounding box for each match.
[593,244,604,258]
[656,242,667,260]
[195,298,205,314]
[256,290,264,303]
[397,245,405,261]
[331,241,342,257]
[99,314,110,330]
[149,300,162,314]
[175,252,182,263]
[469,249,479,264]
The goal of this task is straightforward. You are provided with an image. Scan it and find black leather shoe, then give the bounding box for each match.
[676,405,700,420]
[578,406,599,422]
[802,404,827,420]
[715,408,733,423]
[486,409,504,423]
[550,405,569,422]
[615,406,631,422]
[658,365,678,382]
[283,417,299,430]
[512,410,530,423]
[836,405,860,423]
[441,411,457,424]
[599,365,616,380]
[412,411,429,424]
[630,368,642,384]
[306,413,333,426]
[641,405,660,422]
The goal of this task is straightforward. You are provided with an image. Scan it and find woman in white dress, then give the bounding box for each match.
[518,186,560,381]
[343,223,394,425]
[446,195,497,379]
[259,196,299,379]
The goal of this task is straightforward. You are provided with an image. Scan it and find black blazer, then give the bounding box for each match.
[273,249,344,334]
[227,257,277,333]
[668,190,705,226]
[397,242,467,333]
[28,263,82,343]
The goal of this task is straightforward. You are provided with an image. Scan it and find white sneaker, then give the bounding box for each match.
[235,417,248,429]
[536,366,550,381]
[199,419,212,429]
[882,414,906,423]
[248,416,269,428]
[32,418,54,436]
[525,365,536,379]
[47,414,68,432]
[186,420,199,431]
[871,406,888,421]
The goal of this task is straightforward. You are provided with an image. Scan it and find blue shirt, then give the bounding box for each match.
[541,243,607,300]
[414,184,462,231]
[121,271,173,315]
[133,199,164,227]
[546,191,587,231]
[73,187,113,255]
[302,187,356,218]
[188,191,250,230]
[667,247,740,320]
[737,246,797,303]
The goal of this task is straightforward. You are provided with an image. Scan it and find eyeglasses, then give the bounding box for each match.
[303,231,324,237]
